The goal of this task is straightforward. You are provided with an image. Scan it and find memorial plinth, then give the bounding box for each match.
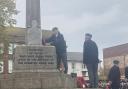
[13,45,57,72]
[10,45,77,89]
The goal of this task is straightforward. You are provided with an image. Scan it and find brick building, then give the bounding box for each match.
[103,43,128,76]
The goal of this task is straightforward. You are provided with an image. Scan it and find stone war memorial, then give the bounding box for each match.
[0,0,77,89]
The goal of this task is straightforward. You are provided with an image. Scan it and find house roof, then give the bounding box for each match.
[67,52,83,62]
[103,43,128,58]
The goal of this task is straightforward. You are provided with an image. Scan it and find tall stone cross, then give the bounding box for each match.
[26,0,42,45]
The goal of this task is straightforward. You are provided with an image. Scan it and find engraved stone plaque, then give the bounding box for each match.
[13,46,57,72]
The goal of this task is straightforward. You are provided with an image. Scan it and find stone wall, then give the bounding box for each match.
[0,73,77,89]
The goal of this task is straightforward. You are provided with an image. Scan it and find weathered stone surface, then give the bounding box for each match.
[26,0,42,45]
[13,46,57,72]
[0,73,77,89]
[27,22,42,45]
[14,78,41,89]
[26,0,41,28]
[0,79,14,89]
[13,72,60,78]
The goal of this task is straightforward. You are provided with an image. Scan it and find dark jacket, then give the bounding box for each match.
[125,66,128,79]
[108,65,121,87]
[83,40,99,64]
[46,33,67,55]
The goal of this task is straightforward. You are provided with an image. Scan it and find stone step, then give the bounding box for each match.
[27,88,101,89]
[12,72,67,79]
[0,88,101,89]
[0,73,77,89]
[39,88,101,89]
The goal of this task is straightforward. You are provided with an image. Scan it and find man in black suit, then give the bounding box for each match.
[46,27,68,74]
[108,60,121,89]
[83,33,99,88]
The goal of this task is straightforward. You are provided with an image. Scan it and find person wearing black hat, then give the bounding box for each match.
[108,60,121,89]
[46,27,68,74]
[83,33,99,88]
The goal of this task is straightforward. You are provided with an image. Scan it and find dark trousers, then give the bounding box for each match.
[111,84,120,89]
[57,53,68,74]
[86,63,98,88]
[111,86,120,89]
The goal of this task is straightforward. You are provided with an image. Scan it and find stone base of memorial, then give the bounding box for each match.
[2,45,77,89]
[0,73,77,89]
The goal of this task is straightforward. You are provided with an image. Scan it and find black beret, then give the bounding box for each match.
[85,33,92,37]
[52,27,58,31]
[113,60,119,64]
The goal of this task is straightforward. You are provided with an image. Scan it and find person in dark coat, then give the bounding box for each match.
[108,60,121,89]
[83,33,99,88]
[125,66,128,79]
[46,27,68,74]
